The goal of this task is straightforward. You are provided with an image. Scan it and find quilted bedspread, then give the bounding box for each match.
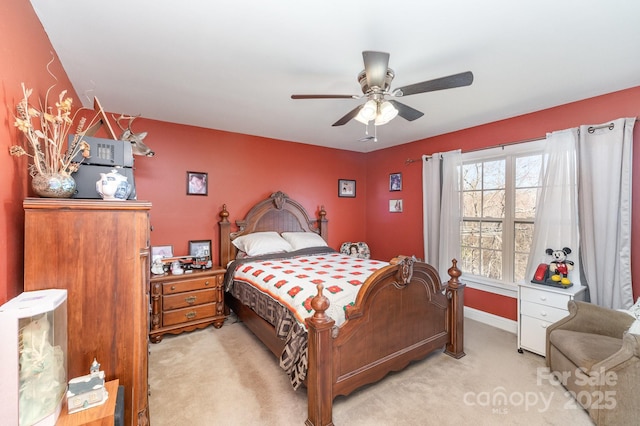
[231,250,389,328]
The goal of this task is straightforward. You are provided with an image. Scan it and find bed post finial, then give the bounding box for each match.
[319,205,326,220]
[219,204,229,222]
[445,258,465,359]
[447,258,461,288]
[305,284,335,426]
[219,204,231,267]
[310,284,331,322]
[318,205,328,242]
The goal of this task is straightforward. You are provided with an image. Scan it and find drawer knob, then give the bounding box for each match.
[540,323,548,329]
[185,295,197,305]
[541,311,547,317]
[171,285,176,291]
[540,296,547,301]
[205,280,210,286]
[186,311,197,320]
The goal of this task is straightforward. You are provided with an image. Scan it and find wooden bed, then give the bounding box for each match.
[218,191,465,426]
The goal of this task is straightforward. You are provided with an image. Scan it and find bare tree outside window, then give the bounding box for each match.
[461,152,544,283]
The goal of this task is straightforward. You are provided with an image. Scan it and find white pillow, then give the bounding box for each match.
[620,297,640,319]
[232,232,292,257]
[628,320,640,335]
[619,297,640,335]
[281,232,328,251]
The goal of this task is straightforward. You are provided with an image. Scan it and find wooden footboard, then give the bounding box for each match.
[305,257,464,426]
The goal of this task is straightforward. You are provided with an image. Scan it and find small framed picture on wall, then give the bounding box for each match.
[389,199,403,212]
[187,171,208,195]
[338,179,356,198]
[390,172,402,191]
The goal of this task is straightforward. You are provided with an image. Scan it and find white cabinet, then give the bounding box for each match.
[517,282,586,356]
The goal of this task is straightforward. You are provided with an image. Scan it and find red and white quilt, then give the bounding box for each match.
[231,252,389,328]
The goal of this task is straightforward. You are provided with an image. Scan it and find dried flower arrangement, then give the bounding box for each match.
[9,81,98,177]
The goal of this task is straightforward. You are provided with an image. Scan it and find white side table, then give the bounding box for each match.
[517,281,587,356]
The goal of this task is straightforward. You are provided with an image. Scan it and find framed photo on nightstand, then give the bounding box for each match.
[189,240,212,258]
[151,245,173,260]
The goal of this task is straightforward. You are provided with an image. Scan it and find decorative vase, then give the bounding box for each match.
[31,173,76,198]
[96,169,132,201]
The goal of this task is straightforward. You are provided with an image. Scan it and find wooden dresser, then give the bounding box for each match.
[23,198,151,426]
[517,281,587,356]
[150,267,226,343]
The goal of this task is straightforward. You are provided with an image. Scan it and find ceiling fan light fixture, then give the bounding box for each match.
[356,100,377,124]
[374,101,398,126]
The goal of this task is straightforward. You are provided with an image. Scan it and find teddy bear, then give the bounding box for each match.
[546,247,574,286]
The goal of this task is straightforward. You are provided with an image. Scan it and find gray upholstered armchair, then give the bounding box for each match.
[546,300,639,425]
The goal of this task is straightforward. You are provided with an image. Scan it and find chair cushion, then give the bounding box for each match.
[549,329,623,371]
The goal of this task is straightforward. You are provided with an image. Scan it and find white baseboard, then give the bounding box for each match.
[464,306,517,334]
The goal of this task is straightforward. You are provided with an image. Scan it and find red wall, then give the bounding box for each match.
[0,0,80,304]
[367,87,640,320]
[1,1,639,322]
[132,121,367,258]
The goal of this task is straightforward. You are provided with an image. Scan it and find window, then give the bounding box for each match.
[460,141,545,285]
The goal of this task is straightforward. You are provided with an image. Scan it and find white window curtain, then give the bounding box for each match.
[524,129,581,288]
[577,117,635,309]
[422,150,462,281]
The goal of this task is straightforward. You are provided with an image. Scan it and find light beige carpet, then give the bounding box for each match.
[149,316,593,425]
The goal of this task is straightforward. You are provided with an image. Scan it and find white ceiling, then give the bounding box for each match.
[30,0,640,153]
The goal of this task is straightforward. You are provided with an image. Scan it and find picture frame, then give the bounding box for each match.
[189,240,212,258]
[151,245,174,260]
[389,199,403,212]
[187,171,208,196]
[338,179,356,198]
[390,172,402,191]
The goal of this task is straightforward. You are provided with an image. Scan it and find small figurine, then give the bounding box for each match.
[546,247,574,286]
[171,260,184,275]
[151,257,165,275]
[66,358,107,414]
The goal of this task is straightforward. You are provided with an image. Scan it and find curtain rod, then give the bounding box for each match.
[405,135,544,165]
[405,117,639,165]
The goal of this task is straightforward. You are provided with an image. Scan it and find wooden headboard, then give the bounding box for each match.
[218,191,328,267]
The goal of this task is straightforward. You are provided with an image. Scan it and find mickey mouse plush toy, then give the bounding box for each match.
[546,247,574,286]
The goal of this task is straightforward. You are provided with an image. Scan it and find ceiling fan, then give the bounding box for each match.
[291,51,473,128]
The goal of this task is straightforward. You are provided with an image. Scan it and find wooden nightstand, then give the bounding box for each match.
[149,267,226,343]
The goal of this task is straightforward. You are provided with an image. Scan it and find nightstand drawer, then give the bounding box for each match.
[520,315,553,354]
[520,286,571,310]
[163,303,217,326]
[163,288,216,310]
[163,276,217,294]
[520,300,568,323]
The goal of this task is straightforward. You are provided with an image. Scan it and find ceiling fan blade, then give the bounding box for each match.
[394,71,473,97]
[291,94,357,99]
[388,100,424,121]
[332,104,363,127]
[363,51,390,89]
